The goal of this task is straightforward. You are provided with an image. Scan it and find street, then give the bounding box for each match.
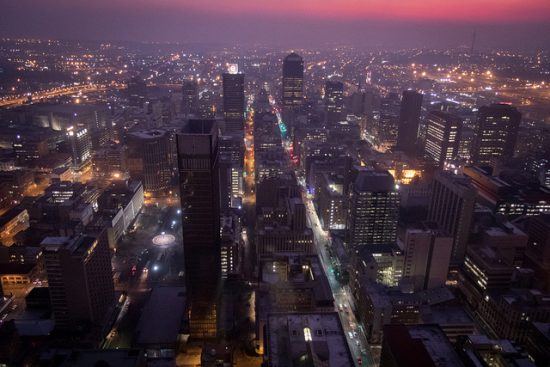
[267,90,375,367]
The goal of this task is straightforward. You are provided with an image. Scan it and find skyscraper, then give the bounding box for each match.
[176,119,220,339]
[66,125,92,171]
[427,171,476,265]
[181,79,199,117]
[377,93,401,150]
[325,80,344,126]
[424,111,462,167]
[282,52,304,110]
[42,233,114,330]
[396,90,423,154]
[126,130,173,195]
[219,135,244,209]
[127,76,147,108]
[472,103,521,168]
[348,169,400,246]
[222,65,245,133]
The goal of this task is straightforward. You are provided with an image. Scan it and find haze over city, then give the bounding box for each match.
[1,0,550,49]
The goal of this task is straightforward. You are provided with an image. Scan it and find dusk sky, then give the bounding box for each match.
[1,0,549,49]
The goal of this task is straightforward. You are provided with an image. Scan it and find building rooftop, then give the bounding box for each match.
[384,324,464,367]
[127,129,168,140]
[267,313,354,367]
[354,169,395,192]
[135,286,186,347]
[59,349,144,367]
[183,119,216,135]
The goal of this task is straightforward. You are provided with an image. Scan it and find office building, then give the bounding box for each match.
[282,52,304,111]
[66,125,92,171]
[402,222,453,292]
[176,119,220,339]
[198,90,216,119]
[126,130,173,194]
[127,76,147,108]
[478,289,550,344]
[427,171,475,264]
[525,215,550,291]
[350,244,404,288]
[134,286,186,360]
[424,111,462,167]
[348,169,400,246]
[458,334,537,367]
[324,80,344,126]
[181,79,199,117]
[222,65,245,133]
[265,313,354,367]
[459,245,514,308]
[396,90,423,154]
[376,93,401,151]
[472,103,521,168]
[97,180,144,248]
[92,143,128,182]
[42,234,114,330]
[380,324,464,367]
[219,134,244,209]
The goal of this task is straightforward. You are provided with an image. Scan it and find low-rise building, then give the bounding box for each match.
[134,286,186,360]
[265,313,354,367]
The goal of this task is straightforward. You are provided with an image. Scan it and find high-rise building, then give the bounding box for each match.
[42,233,114,330]
[222,65,245,133]
[127,76,147,108]
[324,80,344,126]
[66,125,92,171]
[219,135,244,209]
[181,79,199,117]
[424,111,462,167]
[282,52,304,110]
[396,90,423,154]
[348,169,400,247]
[176,119,220,339]
[199,90,216,119]
[126,130,173,194]
[427,171,475,264]
[472,103,521,168]
[377,93,401,150]
[402,222,453,292]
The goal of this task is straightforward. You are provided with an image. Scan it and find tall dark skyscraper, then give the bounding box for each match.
[176,119,220,339]
[396,90,423,154]
[282,52,304,110]
[424,111,462,167]
[127,76,147,108]
[126,130,173,195]
[222,65,245,133]
[181,79,199,117]
[324,80,344,126]
[472,103,521,168]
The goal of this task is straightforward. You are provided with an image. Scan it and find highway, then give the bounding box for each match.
[267,91,375,366]
[0,83,124,108]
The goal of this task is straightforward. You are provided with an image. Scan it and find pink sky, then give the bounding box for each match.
[2,0,549,47]
[118,0,550,22]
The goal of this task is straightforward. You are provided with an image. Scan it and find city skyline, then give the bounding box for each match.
[0,1,550,366]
